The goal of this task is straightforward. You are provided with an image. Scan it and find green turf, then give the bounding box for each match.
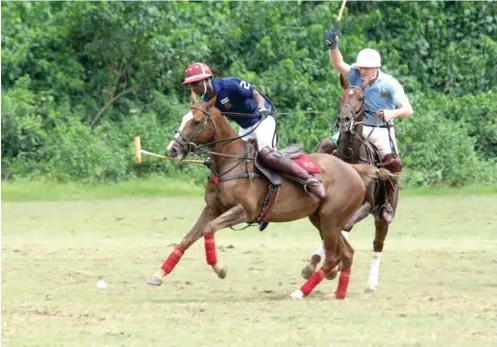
[2,176,496,202]
[2,195,497,346]
[1,175,204,202]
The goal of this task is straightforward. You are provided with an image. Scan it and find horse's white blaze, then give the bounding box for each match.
[178,111,194,132]
[166,140,175,151]
[167,111,194,151]
[365,252,382,291]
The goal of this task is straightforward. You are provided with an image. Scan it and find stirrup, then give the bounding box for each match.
[379,203,394,222]
[303,178,320,194]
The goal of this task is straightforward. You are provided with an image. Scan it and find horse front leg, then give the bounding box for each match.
[147,204,249,286]
[202,204,249,277]
[147,206,214,286]
[364,219,389,293]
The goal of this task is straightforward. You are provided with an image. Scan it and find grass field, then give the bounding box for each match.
[2,192,497,346]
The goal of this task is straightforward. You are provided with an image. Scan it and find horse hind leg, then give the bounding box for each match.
[301,235,345,281]
[330,233,354,299]
[301,201,370,280]
[291,218,343,300]
[301,215,325,280]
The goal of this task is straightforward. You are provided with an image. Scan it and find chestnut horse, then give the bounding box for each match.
[146,91,398,300]
[302,77,401,293]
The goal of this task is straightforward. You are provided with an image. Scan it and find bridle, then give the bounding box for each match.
[336,86,366,134]
[170,105,265,183]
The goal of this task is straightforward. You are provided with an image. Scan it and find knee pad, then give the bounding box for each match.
[382,154,402,173]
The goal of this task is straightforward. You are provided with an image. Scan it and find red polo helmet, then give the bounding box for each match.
[181,62,213,85]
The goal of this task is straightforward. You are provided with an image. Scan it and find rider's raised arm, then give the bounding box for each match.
[326,30,350,77]
[329,48,351,77]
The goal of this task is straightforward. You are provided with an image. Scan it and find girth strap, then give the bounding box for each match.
[211,172,261,184]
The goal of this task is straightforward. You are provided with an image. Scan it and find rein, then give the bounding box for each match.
[175,105,264,184]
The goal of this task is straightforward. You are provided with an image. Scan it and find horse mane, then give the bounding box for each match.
[207,103,240,140]
[339,74,348,89]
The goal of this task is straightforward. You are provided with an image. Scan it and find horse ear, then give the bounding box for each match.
[205,96,217,109]
[190,90,199,104]
[339,74,349,89]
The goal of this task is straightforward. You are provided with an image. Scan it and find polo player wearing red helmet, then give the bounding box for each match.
[180,63,326,200]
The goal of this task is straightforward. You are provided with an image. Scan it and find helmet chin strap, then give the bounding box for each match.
[200,80,207,99]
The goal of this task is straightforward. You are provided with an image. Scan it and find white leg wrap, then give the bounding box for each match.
[313,241,325,258]
[366,252,382,291]
[341,230,350,240]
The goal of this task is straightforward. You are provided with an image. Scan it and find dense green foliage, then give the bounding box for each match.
[2,1,496,186]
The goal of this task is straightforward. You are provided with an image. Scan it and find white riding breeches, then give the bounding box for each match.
[331,125,398,158]
[238,116,277,151]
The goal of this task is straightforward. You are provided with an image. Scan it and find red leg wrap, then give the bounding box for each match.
[334,267,351,299]
[161,246,185,274]
[300,268,327,296]
[204,233,217,265]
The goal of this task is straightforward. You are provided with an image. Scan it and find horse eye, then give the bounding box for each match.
[193,118,201,124]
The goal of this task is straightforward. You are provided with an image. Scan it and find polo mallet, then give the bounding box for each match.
[332,0,347,34]
[134,136,204,165]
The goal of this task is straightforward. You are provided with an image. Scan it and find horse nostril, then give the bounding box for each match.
[169,146,178,158]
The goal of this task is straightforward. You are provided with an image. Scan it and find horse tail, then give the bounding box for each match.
[351,164,400,188]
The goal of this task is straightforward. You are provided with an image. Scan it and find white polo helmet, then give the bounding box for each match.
[353,48,381,68]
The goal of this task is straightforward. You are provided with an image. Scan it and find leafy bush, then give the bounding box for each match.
[2,1,496,187]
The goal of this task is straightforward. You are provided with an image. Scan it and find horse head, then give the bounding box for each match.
[336,74,367,132]
[167,91,220,160]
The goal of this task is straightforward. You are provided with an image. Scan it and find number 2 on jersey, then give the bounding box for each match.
[240,81,251,90]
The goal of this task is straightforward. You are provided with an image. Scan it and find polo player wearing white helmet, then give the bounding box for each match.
[325,32,414,223]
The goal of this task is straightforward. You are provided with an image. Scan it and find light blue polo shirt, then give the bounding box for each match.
[347,67,406,126]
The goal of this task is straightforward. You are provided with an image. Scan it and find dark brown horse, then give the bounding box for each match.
[302,76,402,293]
[146,91,398,300]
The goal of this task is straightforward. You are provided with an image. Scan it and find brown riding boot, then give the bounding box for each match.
[379,154,402,223]
[259,147,327,200]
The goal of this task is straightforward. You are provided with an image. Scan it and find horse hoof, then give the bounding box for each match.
[217,265,228,279]
[146,276,163,286]
[290,289,304,300]
[334,291,346,300]
[301,265,315,280]
[326,270,338,280]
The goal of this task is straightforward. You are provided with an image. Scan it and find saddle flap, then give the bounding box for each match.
[255,154,283,186]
